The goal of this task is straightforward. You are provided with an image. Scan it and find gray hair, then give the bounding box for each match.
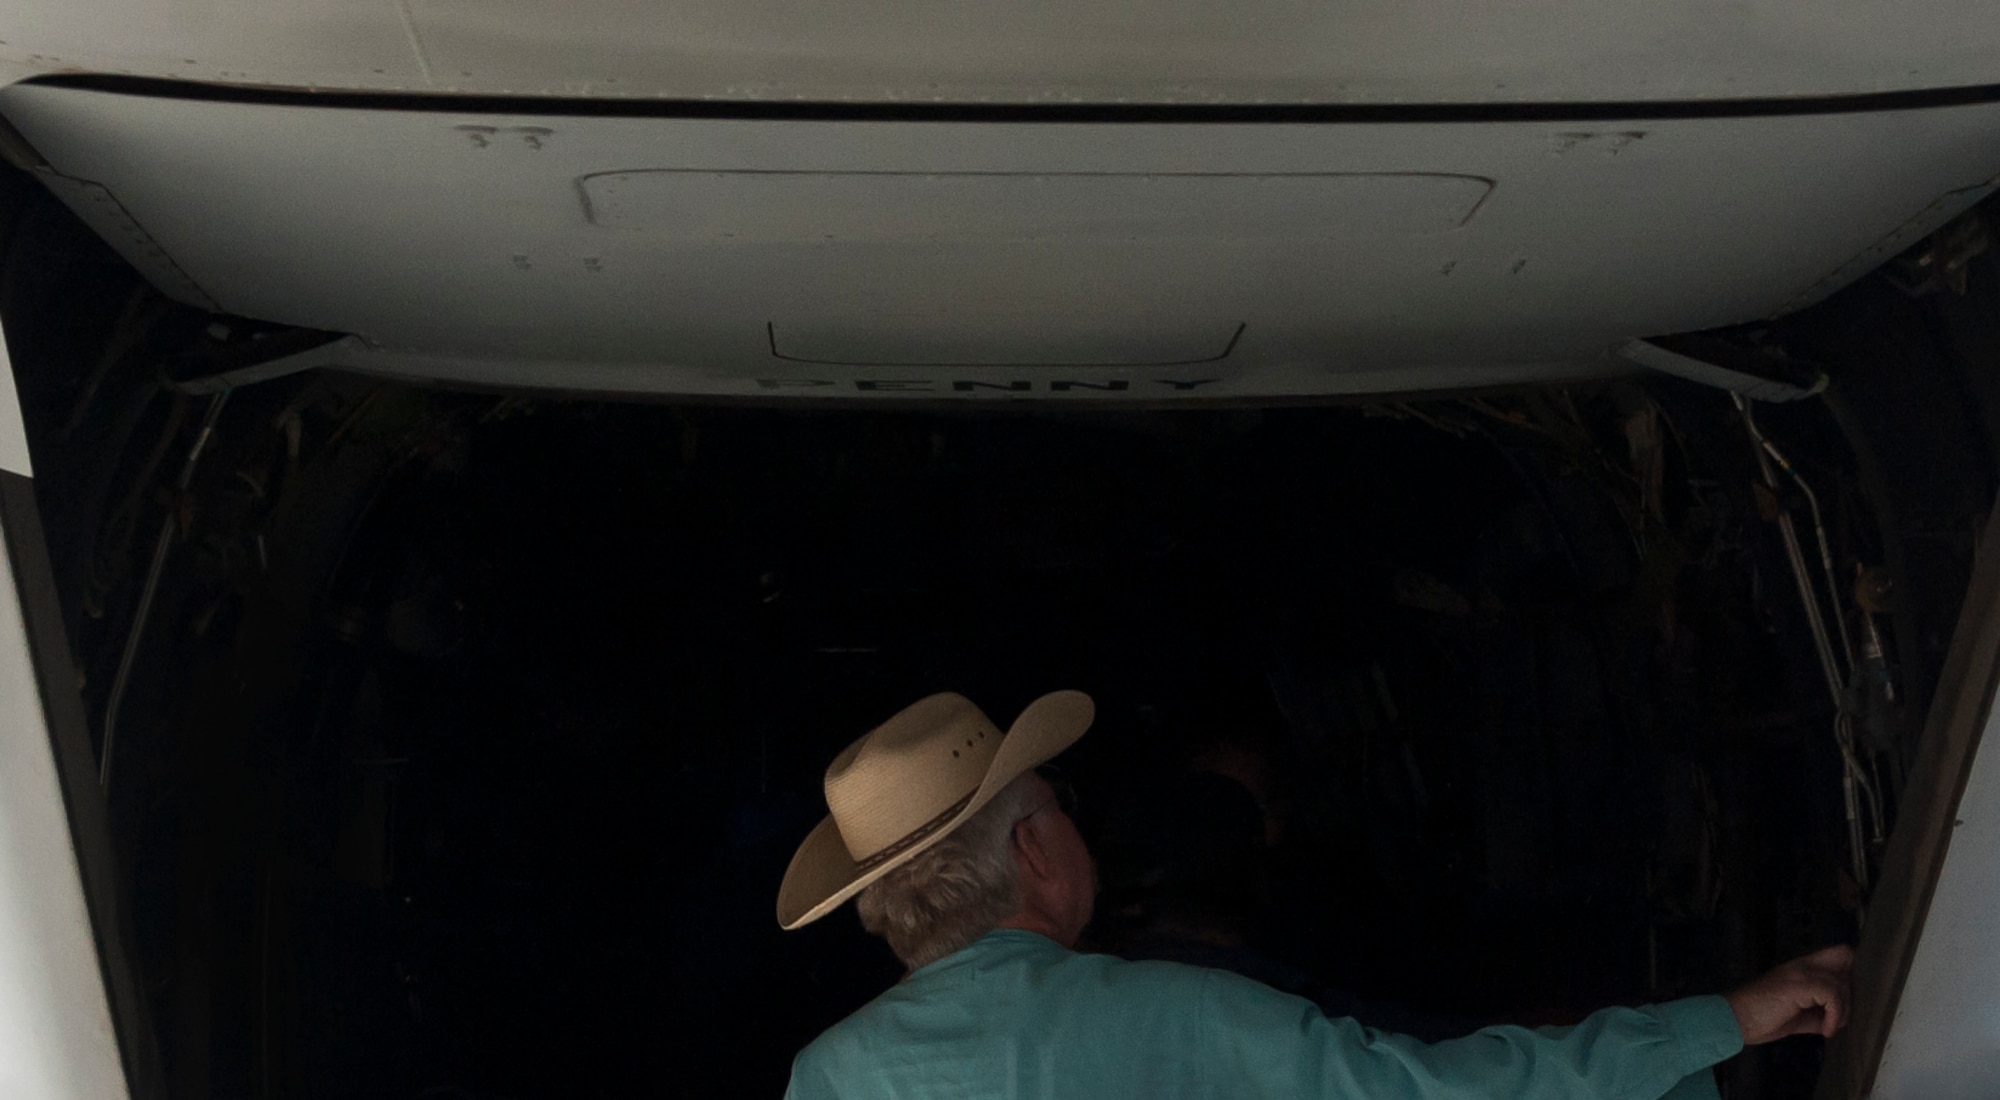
[855,772,1042,969]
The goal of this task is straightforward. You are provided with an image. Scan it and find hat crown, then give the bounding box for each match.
[824,693,1002,863]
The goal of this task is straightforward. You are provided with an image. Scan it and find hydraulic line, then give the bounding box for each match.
[1739,409,1859,683]
[1732,395,1881,894]
[99,387,232,790]
[1735,398,1847,705]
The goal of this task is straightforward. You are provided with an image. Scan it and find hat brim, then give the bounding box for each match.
[776,690,1094,929]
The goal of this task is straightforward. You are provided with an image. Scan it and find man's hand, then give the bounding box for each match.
[1725,945,1855,1045]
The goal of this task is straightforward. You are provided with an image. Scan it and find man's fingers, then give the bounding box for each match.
[1826,972,1851,1036]
[1785,1007,1831,1041]
[1800,962,1849,1038]
[1807,944,1856,975]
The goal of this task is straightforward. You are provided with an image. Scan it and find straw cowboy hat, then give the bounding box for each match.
[777,690,1095,929]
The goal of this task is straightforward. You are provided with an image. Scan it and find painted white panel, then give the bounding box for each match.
[0,336,28,475]
[1872,691,2000,1098]
[0,1,428,91]
[4,1,2000,103]
[0,508,128,1095]
[4,86,1998,397]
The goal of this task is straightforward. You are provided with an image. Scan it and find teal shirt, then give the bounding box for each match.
[787,930,1743,1100]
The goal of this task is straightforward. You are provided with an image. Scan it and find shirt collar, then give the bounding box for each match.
[911,928,1068,978]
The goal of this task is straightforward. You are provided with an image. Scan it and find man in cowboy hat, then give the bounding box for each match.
[779,691,1853,1099]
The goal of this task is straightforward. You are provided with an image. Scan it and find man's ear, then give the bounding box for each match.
[1011,816,1055,883]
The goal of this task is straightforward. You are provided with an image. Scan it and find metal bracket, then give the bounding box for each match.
[1616,338,1828,403]
[1887,212,1991,298]
[168,331,358,394]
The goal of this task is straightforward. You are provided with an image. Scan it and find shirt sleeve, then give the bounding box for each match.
[1197,969,1744,1100]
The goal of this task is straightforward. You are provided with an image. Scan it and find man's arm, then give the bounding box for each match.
[1198,947,1852,1100]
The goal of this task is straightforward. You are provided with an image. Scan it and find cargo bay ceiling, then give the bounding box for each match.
[3,3,2000,397]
